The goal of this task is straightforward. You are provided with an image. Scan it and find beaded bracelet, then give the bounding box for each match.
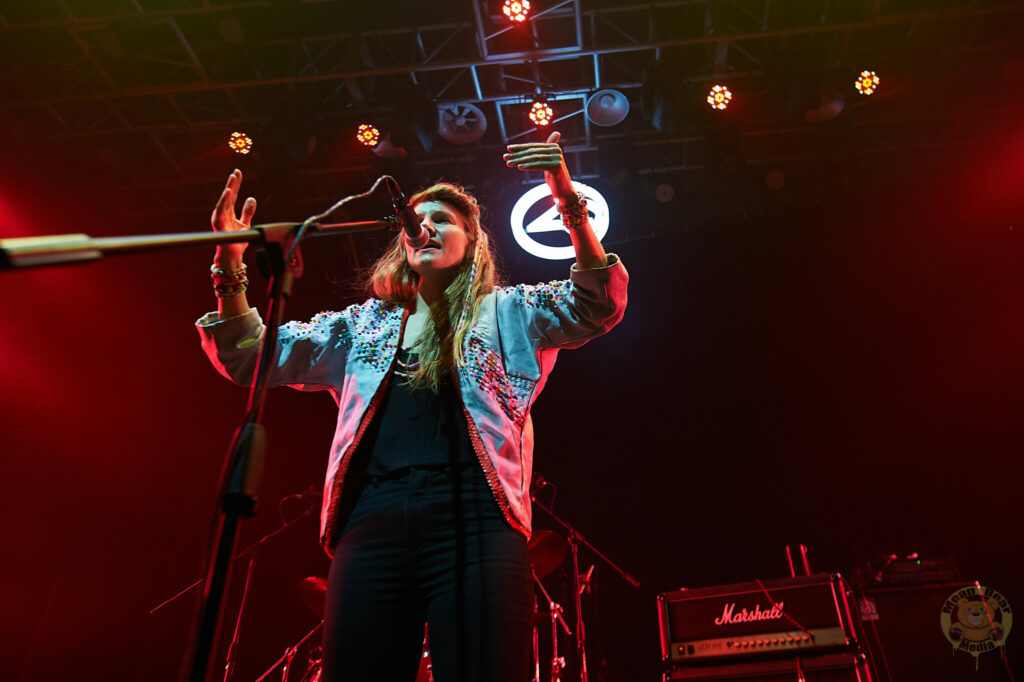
[214,280,248,299]
[211,263,248,298]
[556,192,589,230]
[211,263,246,281]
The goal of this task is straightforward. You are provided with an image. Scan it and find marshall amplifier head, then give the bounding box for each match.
[658,573,860,667]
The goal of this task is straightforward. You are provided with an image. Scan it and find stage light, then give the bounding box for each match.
[855,70,879,96]
[356,123,381,147]
[228,131,253,154]
[502,0,531,23]
[529,100,553,126]
[706,85,732,111]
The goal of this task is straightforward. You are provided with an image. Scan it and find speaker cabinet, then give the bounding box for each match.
[855,582,1013,682]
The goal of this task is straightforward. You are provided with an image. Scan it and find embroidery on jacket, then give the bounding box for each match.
[348,301,402,372]
[280,310,348,345]
[505,279,572,308]
[464,335,532,426]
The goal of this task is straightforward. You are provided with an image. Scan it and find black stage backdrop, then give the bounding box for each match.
[1,133,1022,681]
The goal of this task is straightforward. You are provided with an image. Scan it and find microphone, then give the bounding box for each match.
[384,177,429,248]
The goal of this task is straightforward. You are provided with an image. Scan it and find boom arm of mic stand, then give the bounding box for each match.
[530,496,642,588]
[0,219,396,270]
[148,504,317,616]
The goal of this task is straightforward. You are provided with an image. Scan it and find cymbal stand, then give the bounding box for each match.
[533,568,571,682]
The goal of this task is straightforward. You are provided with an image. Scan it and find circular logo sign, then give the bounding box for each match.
[509,181,609,260]
[940,585,1013,662]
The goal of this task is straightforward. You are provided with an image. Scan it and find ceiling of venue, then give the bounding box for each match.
[2,0,1024,218]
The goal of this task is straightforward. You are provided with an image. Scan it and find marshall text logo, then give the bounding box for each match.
[714,602,786,626]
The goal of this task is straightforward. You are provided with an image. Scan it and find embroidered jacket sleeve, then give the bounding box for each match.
[496,253,628,352]
[195,307,355,395]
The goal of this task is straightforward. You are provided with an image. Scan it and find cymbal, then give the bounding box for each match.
[528,530,567,579]
[297,576,328,618]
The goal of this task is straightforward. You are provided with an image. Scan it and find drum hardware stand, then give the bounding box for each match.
[253,621,324,682]
[533,569,572,682]
[531,495,642,682]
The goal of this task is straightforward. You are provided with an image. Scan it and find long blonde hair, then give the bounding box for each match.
[366,183,500,391]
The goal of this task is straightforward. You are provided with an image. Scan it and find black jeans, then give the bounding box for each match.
[322,465,532,682]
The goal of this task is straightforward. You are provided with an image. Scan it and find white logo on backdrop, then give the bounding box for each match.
[509,181,609,260]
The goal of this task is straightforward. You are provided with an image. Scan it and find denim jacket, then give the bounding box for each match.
[196,255,627,555]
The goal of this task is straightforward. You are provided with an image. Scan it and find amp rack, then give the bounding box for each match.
[658,573,861,667]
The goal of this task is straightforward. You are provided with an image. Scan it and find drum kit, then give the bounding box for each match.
[251,478,641,682]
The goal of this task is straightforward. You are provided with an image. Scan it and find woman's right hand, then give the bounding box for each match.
[212,169,257,266]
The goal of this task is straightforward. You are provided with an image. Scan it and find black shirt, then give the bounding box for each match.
[361,347,476,476]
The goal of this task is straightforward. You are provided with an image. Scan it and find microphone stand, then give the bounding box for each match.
[0,213,398,682]
[530,495,642,682]
[148,500,317,616]
[223,553,257,682]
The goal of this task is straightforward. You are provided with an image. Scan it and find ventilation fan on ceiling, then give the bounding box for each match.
[438,102,488,144]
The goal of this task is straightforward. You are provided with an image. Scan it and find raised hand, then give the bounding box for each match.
[504,131,577,204]
[212,168,257,264]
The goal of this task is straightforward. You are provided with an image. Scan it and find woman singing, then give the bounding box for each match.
[196,132,627,682]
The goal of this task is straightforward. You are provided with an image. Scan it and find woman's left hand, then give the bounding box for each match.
[504,131,577,204]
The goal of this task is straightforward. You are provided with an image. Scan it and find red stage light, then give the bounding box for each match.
[356,123,381,147]
[855,70,880,96]
[502,0,531,23]
[228,131,253,154]
[529,100,553,126]
[707,85,732,111]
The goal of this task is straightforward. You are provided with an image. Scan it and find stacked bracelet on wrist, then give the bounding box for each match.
[556,191,589,230]
[211,263,249,299]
